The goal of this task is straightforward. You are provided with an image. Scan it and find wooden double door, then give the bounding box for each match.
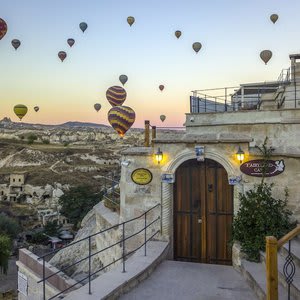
[174,159,233,265]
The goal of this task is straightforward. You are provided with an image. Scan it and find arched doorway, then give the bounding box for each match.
[173,159,233,265]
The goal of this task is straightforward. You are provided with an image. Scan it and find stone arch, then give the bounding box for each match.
[164,149,237,177]
[160,148,242,244]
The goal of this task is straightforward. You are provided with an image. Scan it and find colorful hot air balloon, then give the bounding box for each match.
[13,104,28,120]
[79,22,88,33]
[127,16,135,26]
[260,50,272,65]
[160,115,166,122]
[67,38,75,47]
[106,86,127,107]
[270,14,278,24]
[94,103,101,112]
[11,39,21,50]
[119,75,128,86]
[0,18,7,40]
[108,106,136,137]
[175,30,182,39]
[34,106,39,112]
[192,42,202,54]
[159,85,164,91]
[58,51,67,62]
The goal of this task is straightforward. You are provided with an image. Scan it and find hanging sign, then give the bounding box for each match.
[131,168,153,185]
[240,159,285,177]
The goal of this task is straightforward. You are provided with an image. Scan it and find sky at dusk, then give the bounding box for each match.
[1,0,300,127]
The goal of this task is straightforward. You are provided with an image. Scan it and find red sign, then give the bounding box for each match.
[240,159,285,177]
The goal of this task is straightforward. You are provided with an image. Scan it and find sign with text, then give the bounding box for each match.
[228,175,242,185]
[240,159,285,177]
[18,271,28,296]
[131,168,153,185]
[195,145,205,161]
[161,173,175,183]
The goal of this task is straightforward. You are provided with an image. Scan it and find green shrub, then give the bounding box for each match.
[59,186,103,229]
[31,232,48,244]
[0,215,21,239]
[42,139,50,144]
[44,221,60,236]
[27,134,38,144]
[232,183,295,261]
[0,234,11,274]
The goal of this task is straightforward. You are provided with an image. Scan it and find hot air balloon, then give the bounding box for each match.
[119,75,128,86]
[0,18,7,40]
[127,16,135,26]
[160,115,166,122]
[270,14,278,24]
[67,38,75,47]
[108,106,136,137]
[192,42,202,54]
[13,104,28,120]
[58,51,67,62]
[159,85,164,91]
[11,39,21,50]
[34,106,39,112]
[175,30,181,39]
[94,103,101,112]
[106,86,127,107]
[260,50,272,65]
[79,22,88,33]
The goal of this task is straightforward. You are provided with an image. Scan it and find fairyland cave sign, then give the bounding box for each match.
[240,159,285,177]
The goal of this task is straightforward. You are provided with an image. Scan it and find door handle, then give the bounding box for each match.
[198,219,202,224]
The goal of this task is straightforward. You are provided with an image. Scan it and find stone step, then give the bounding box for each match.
[240,258,293,300]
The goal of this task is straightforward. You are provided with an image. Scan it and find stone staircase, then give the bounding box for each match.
[239,237,300,300]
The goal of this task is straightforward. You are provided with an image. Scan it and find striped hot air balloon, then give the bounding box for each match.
[0,18,7,40]
[106,86,127,107]
[108,106,135,137]
[13,104,28,120]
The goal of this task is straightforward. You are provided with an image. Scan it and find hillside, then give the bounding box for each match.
[0,124,144,187]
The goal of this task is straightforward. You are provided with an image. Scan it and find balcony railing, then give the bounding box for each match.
[190,75,300,113]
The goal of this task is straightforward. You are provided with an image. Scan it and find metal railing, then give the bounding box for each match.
[37,203,161,300]
[189,70,300,113]
[266,225,300,300]
[277,68,291,84]
[190,85,300,113]
[100,172,120,209]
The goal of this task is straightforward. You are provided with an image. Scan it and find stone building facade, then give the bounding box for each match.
[120,54,300,265]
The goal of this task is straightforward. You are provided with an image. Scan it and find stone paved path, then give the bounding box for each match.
[120,260,257,300]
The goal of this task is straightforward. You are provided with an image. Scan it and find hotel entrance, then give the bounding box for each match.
[173,159,233,265]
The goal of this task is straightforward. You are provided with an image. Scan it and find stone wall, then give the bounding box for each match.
[120,147,162,246]
[49,202,121,281]
[16,248,79,300]
[119,108,300,259]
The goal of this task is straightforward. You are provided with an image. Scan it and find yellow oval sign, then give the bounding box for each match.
[131,168,153,185]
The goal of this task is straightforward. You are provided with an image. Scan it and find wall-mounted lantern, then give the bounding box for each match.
[236,146,245,164]
[155,148,163,164]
